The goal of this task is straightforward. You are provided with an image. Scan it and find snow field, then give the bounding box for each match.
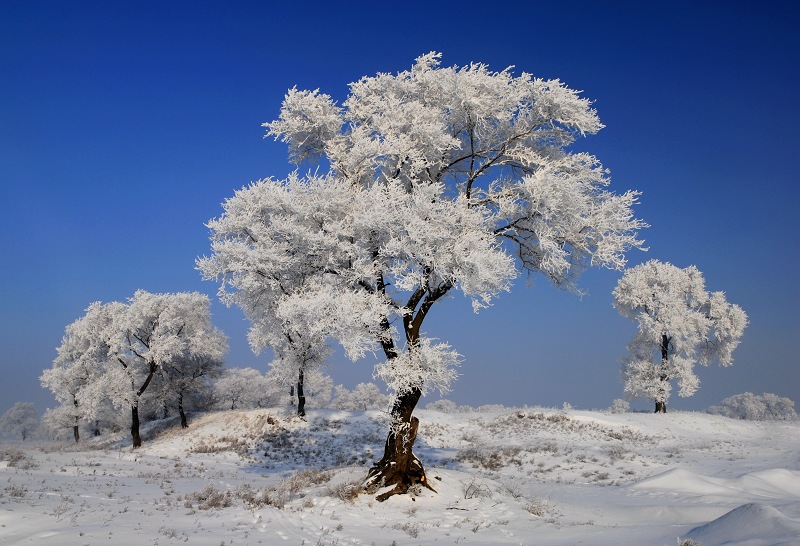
[2,407,799,545]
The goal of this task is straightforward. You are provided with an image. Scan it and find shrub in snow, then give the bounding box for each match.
[0,446,38,469]
[707,392,798,421]
[609,399,630,414]
[325,479,362,503]
[425,399,458,412]
[477,403,509,413]
[525,497,550,517]
[184,483,233,510]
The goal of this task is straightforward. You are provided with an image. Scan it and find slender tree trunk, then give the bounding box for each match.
[178,393,188,428]
[297,369,306,417]
[129,361,157,447]
[73,397,80,443]
[131,405,142,448]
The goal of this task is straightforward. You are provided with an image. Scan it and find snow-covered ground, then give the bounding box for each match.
[2,407,799,545]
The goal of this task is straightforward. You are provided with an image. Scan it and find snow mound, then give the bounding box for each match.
[685,502,800,546]
[632,468,800,499]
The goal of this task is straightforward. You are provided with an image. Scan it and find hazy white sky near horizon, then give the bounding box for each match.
[2,1,798,418]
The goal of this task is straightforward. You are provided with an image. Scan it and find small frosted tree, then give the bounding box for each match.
[199,53,645,498]
[0,402,39,441]
[331,383,390,411]
[268,337,332,417]
[51,291,228,447]
[213,367,276,410]
[301,369,334,409]
[265,363,333,414]
[113,291,227,445]
[41,404,79,441]
[41,300,119,442]
[613,260,748,413]
[155,353,224,428]
[41,344,98,442]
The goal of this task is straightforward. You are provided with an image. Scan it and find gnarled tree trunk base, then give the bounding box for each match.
[364,416,436,501]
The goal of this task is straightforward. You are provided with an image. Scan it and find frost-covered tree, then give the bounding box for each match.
[267,337,332,417]
[613,260,748,413]
[51,291,227,447]
[42,301,118,442]
[41,404,79,441]
[331,383,391,411]
[199,53,645,498]
[111,291,227,445]
[156,353,224,428]
[213,367,276,410]
[41,344,97,442]
[0,402,39,441]
[266,364,333,414]
[302,369,334,409]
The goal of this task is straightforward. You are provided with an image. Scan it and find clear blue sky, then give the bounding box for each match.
[2,1,798,418]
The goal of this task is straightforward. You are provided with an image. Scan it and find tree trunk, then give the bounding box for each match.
[128,361,157,447]
[654,334,670,414]
[363,274,450,500]
[131,405,142,448]
[365,386,434,501]
[297,369,306,418]
[73,397,80,442]
[178,393,188,428]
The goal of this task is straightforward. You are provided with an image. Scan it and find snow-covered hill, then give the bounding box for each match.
[2,407,799,545]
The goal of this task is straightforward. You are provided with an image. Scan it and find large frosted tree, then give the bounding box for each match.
[613,260,748,413]
[199,53,645,499]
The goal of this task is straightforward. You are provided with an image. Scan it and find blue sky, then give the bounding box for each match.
[2,1,798,418]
